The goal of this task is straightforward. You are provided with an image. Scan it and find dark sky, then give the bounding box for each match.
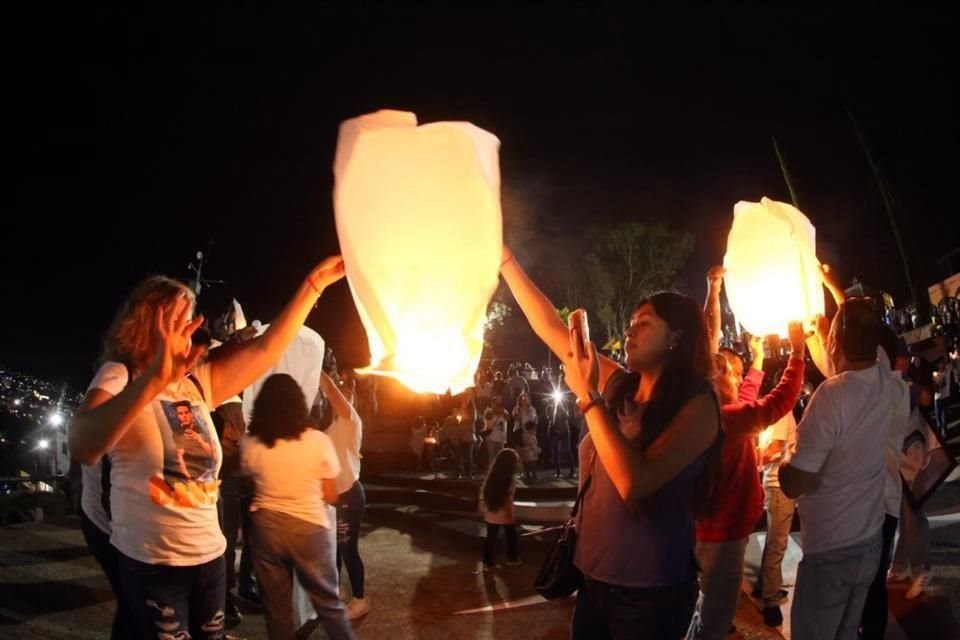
[4,4,957,388]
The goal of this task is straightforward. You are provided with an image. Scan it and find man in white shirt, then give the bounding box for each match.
[756,407,798,627]
[780,299,910,640]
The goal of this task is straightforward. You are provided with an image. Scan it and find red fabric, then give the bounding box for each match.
[738,368,764,403]
[696,354,805,542]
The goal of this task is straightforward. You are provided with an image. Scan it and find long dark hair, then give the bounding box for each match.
[617,292,721,517]
[248,374,310,448]
[481,448,520,512]
[634,292,715,445]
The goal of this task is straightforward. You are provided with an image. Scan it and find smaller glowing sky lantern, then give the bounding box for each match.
[723,197,825,337]
[334,110,502,394]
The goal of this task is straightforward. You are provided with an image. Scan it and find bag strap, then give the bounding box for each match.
[186,372,206,403]
[569,449,596,519]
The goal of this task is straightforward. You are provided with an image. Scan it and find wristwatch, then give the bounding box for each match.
[575,390,604,414]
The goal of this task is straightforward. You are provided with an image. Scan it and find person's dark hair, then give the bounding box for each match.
[481,448,520,512]
[632,292,716,446]
[837,298,882,362]
[248,374,310,448]
[616,291,721,517]
[173,400,192,411]
[878,324,899,370]
[718,346,744,369]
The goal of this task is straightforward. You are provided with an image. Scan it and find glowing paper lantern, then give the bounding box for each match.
[723,198,825,337]
[333,110,502,394]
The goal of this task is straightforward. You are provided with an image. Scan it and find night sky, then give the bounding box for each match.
[5,4,957,388]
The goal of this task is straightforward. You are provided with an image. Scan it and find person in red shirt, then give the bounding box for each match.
[690,267,807,640]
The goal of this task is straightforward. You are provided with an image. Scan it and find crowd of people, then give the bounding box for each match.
[69,257,369,640]
[496,246,950,640]
[67,241,956,640]
[409,362,582,480]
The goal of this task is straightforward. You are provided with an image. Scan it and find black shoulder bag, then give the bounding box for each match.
[533,450,596,599]
[534,369,633,599]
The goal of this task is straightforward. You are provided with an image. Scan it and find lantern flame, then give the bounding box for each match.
[758,425,774,452]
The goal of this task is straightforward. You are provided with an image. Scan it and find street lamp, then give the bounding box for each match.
[37,439,49,450]
[48,412,64,427]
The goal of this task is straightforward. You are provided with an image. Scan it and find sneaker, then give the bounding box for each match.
[505,559,523,567]
[906,571,932,599]
[346,596,371,620]
[763,606,783,627]
[225,595,243,628]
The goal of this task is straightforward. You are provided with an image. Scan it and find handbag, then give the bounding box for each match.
[533,451,595,599]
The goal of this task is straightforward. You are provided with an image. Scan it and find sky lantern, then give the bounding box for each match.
[723,197,824,337]
[333,110,502,394]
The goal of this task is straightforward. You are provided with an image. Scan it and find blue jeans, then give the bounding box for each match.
[80,511,136,640]
[550,431,574,475]
[251,509,354,640]
[935,396,950,436]
[336,481,367,600]
[791,533,881,640]
[572,576,698,640]
[118,550,226,640]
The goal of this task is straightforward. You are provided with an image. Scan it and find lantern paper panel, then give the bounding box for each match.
[242,325,325,425]
[723,197,825,337]
[333,110,502,394]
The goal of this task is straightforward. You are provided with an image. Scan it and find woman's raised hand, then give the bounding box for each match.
[147,294,206,389]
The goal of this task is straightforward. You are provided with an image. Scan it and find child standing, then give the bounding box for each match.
[520,422,540,483]
[479,448,521,570]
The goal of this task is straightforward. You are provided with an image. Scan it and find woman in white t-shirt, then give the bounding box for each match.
[242,373,354,640]
[68,256,344,640]
[510,392,537,446]
[318,371,370,620]
[481,398,509,467]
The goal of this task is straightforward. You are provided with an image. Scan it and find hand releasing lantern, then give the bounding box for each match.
[723,198,825,337]
[333,110,502,394]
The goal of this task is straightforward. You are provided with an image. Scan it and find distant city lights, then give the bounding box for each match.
[48,412,64,427]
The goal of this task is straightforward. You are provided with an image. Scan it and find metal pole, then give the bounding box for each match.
[846,107,918,305]
[772,136,801,210]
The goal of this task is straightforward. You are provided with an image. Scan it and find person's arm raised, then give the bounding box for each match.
[68,296,206,465]
[320,371,356,425]
[209,256,345,406]
[563,326,719,505]
[704,266,725,354]
[500,245,621,390]
[819,264,845,307]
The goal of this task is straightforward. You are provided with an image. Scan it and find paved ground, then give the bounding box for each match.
[2,417,959,639]
[2,492,958,640]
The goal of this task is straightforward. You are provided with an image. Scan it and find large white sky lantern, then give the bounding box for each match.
[723,197,825,337]
[333,110,502,394]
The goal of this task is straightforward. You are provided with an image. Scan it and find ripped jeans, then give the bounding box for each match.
[118,551,226,640]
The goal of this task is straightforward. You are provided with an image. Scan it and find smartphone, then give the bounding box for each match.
[569,308,590,356]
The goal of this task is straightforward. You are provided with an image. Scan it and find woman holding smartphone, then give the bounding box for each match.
[500,246,722,638]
